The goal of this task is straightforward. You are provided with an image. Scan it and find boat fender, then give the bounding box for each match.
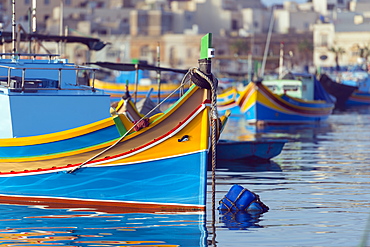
[218,184,269,213]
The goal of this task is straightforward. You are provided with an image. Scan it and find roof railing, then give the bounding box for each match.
[0,64,97,92]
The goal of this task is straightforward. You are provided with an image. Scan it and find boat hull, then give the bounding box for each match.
[0,151,207,212]
[347,90,370,106]
[319,74,358,109]
[217,139,286,161]
[0,84,213,212]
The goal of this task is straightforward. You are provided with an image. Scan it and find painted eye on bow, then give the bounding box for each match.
[178,135,190,142]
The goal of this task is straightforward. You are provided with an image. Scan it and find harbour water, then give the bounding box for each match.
[1,106,370,247]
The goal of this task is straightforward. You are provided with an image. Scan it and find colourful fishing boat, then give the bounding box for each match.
[92,78,186,103]
[218,73,335,124]
[89,62,189,103]
[319,68,370,108]
[0,34,220,213]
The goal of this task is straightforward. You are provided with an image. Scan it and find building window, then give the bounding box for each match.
[187,48,192,59]
[231,20,238,30]
[337,0,344,4]
[320,34,328,47]
[65,0,71,5]
[44,0,50,5]
[140,45,150,57]
[25,0,30,4]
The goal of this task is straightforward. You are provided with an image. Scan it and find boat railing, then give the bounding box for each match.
[0,53,60,61]
[0,63,97,92]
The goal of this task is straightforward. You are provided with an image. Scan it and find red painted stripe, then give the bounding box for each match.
[0,195,204,213]
[1,101,209,175]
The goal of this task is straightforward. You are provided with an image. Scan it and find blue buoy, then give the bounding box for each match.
[219,184,269,213]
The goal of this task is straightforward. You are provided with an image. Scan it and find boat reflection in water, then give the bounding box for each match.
[219,210,266,230]
[0,203,207,247]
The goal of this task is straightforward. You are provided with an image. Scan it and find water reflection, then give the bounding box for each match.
[221,116,334,143]
[215,159,282,173]
[0,204,207,247]
[219,210,265,230]
[208,107,370,246]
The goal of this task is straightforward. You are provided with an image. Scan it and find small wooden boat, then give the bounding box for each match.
[218,73,335,124]
[0,34,222,213]
[217,139,286,161]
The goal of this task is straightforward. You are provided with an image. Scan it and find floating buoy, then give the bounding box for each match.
[219,184,269,213]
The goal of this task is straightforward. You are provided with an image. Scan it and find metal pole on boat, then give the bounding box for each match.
[156,42,161,104]
[260,5,275,78]
[134,63,139,104]
[279,42,284,79]
[11,0,16,55]
[248,53,252,82]
[59,0,63,56]
[31,0,36,33]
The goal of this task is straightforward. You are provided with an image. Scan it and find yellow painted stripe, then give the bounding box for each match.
[94,79,182,91]
[97,107,210,165]
[0,138,119,162]
[0,85,201,162]
[0,118,116,147]
[218,87,238,99]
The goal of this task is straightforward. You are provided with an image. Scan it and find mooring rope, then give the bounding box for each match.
[68,70,193,173]
[191,67,218,246]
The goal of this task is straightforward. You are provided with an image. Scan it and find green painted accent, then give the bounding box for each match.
[131,59,140,64]
[200,33,212,59]
[263,76,315,101]
[113,115,127,136]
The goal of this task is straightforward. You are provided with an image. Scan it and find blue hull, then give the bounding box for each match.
[250,102,331,123]
[219,102,330,123]
[217,139,286,161]
[0,151,208,208]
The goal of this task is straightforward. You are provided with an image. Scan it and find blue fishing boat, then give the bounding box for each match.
[0,33,222,213]
[218,73,335,124]
[217,139,286,161]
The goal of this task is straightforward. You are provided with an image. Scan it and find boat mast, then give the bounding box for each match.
[32,0,36,33]
[11,0,16,55]
[279,42,284,79]
[156,42,161,104]
[260,5,275,79]
[59,0,63,55]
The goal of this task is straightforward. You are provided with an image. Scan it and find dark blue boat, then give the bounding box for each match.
[216,139,286,161]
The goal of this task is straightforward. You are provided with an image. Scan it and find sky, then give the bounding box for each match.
[261,0,307,6]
